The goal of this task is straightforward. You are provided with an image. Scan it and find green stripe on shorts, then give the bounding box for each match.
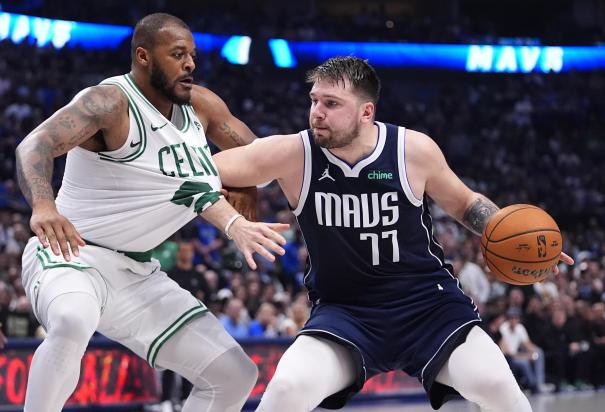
[147,301,208,367]
[36,246,92,271]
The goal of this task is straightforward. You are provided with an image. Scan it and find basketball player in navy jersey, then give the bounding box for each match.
[214,56,573,411]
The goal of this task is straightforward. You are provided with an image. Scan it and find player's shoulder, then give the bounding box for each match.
[75,83,126,105]
[403,128,442,160]
[190,84,225,109]
[70,84,127,122]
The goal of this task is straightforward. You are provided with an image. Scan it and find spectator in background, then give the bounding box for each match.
[248,302,279,338]
[523,296,549,349]
[590,302,605,388]
[281,300,310,337]
[168,240,209,302]
[508,288,527,311]
[220,298,249,339]
[455,252,490,313]
[499,307,548,393]
[193,220,224,270]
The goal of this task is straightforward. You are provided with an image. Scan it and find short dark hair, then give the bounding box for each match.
[306,56,381,103]
[131,13,190,60]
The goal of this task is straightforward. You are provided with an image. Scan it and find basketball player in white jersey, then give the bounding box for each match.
[15,13,288,412]
[213,57,574,411]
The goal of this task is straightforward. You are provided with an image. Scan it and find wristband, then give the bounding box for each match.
[225,214,243,240]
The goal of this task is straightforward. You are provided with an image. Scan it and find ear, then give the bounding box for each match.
[360,101,375,124]
[135,47,151,67]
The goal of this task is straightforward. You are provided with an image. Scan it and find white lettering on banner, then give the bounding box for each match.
[466,45,564,73]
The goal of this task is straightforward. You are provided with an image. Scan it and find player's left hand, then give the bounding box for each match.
[228,218,288,270]
[553,252,574,275]
[223,186,257,221]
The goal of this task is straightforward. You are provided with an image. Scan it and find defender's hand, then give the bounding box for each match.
[223,186,257,221]
[228,218,289,270]
[30,201,85,261]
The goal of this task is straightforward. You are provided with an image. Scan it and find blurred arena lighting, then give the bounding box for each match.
[0,12,251,64]
[1,12,605,73]
[268,38,298,68]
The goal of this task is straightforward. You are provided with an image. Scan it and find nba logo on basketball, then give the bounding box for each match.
[537,235,547,258]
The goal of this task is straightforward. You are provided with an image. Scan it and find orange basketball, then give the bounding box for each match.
[480,204,562,285]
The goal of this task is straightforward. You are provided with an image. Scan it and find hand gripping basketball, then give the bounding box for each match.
[480,204,573,285]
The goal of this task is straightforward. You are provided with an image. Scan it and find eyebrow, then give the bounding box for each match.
[170,45,198,53]
[309,92,344,101]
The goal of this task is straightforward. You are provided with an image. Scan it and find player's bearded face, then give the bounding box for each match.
[311,119,360,149]
[150,57,191,105]
[309,79,364,149]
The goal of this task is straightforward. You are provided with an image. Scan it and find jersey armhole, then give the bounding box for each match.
[397,127,423,207]
[292,130,312,216]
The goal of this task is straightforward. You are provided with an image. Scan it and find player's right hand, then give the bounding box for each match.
[30,201,85,261]
[228,218,289,270]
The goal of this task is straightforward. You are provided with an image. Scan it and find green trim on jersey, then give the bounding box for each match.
[97,81,148,163]
[147,301,208,367]
[170,181,221,213]
[125,74,190,133]
[36,246,93,271]
[179,104,190,133]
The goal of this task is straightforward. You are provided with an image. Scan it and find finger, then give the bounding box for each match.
[258,234,286,255]
[32,226,49,248]
[552,265,560,276]
[66,225,85,257]
[559,252,574,265]
[42,224,62,256]
[51,223,71,261]
[265,223,290,232]
[261,226,288,246]
[253,242,277,262]
[220,188,229,198]
[244,250,257,270]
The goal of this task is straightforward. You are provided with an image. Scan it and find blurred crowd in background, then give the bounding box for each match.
[1,0,605,397]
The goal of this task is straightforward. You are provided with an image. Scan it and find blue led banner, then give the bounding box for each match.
[0,12,251,64]
[268,40,605,73]
[1,12,604,72]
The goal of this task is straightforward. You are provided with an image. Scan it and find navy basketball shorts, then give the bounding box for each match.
[299,276,481,409]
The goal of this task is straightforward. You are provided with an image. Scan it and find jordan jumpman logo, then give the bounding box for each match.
[319,164,335,181]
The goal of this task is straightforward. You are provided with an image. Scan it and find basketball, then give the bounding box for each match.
[480,204,562,285]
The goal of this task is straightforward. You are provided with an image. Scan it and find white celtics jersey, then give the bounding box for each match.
[55,74,222,252]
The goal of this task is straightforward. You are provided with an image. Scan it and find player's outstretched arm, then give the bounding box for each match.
[411,130,498,235]
[191,85,259,220]
[417,131,574,269]
[15,85,126,260]
[192,86,257,149]
[213,134,302,188]
[199,198,289,270]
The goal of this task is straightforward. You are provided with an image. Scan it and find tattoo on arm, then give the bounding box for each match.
[16,139,56,206]
[462,196,499,235]
[218,122,251,147]
[15,85,124,207]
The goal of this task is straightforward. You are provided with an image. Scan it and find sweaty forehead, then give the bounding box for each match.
[154,25,194,49]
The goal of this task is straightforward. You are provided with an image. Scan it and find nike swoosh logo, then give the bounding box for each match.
[130,140,141,148]
[151,123,168,131]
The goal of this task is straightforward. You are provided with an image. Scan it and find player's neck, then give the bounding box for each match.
[129,71,173,119]
[329,123,378,165]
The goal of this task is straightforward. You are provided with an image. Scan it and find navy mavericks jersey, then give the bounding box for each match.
[295,122,458,306]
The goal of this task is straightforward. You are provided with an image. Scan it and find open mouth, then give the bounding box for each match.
[178,77,193,88]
